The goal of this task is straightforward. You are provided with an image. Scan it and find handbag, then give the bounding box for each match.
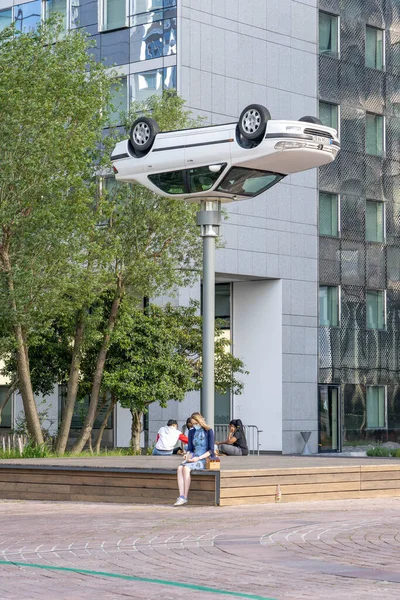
[205,456,221,470]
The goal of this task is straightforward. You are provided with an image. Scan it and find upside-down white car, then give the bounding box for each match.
[111,104,340,202]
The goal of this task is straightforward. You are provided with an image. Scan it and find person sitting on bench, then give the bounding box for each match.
[152,419,188,455]
[216,419,248,456]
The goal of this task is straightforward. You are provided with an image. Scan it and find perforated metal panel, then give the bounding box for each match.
[318,0,400,444]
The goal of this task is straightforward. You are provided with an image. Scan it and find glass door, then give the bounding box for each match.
[318,384,341,452]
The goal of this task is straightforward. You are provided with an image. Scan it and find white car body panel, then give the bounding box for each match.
[111,118,340,202]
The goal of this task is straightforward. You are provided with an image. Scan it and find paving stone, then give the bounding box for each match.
[0,498,400,599]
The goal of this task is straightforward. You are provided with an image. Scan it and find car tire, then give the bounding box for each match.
[238,104,270,141]
[129,117,160,153]
[299,116,323,125]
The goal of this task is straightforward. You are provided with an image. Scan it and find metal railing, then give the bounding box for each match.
[214,424,262,456]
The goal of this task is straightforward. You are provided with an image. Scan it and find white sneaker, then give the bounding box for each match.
[174,496,188,506]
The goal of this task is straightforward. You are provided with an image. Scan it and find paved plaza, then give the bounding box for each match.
[1,497,400,599]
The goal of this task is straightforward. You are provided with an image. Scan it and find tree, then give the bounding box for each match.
[68,93,204,454]
[0,19,114,444]
[101,301,247,452]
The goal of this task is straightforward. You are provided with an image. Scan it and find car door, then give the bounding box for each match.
[184,124,234,171]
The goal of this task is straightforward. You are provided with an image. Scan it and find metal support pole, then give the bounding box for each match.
[197,200,221,430]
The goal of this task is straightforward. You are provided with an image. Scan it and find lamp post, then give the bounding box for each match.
[197,200,222,430]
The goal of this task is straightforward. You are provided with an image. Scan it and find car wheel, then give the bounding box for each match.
[238,104,270,141]
[129,117,160,153]
[298,116,323,125]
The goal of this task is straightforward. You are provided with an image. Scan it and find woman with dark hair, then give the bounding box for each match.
[216,419,248,456]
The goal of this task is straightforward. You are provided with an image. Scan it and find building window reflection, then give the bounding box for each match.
[101,0,128,31]
[319,101,339,131]
[366,290,386,330]
[0,386,12,428]
[109,76,128,125]
[14,1,42,33]
[366,112,385,156]
[131,66,176,103]
[319,285,340,327]
[0,8,12,32]
[366,386,386,428]
[130,8,176,61]
[366,200,385,243]
[319,192,339,237]
[319,11,339,58]
[366,25,384,70]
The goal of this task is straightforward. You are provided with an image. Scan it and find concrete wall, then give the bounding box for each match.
[232,279,283,451]
[178,0,319,453]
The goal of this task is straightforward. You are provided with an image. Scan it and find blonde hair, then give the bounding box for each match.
[191,412,211,431]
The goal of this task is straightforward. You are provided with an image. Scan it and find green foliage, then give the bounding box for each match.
[0,17,115,352]
[0,445,134,459]
[0,441,50,459]
[366,446,400,457]
[101,299,247,416]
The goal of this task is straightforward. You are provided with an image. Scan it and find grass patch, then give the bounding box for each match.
[366,447,400,458]
[0,446,139,459]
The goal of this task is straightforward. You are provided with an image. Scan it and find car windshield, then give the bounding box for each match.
[148,164,227,195]
[217,167,285,197]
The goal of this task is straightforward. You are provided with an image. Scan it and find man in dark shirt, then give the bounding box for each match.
[216,419,248,456]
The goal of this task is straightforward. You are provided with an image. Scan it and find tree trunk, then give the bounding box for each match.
[55,313,85,455]
[130,409,143,454]
[94,395,117,454]
[70,283,122,454]
[1,248,44,445]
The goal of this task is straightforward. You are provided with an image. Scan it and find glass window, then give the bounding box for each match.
[148,164,226,195]
[131,69,162,103]
[131,66,176,104]
[132,0,175,15]
[102,0,127,31]
[132,0,162,14]
[70,396,113,429]
[319,101,339,131]
[215,283,230,329]
[319,192,339,237]
[388,247,400,281]
[164,65,176,89]
[217,167,284,198]
[366,200,384,242]
[366,290,386,330]
[0,8,12,32]
[319,11,339,58]
[109,77,128,125]
[14,1,41,33]
[44,0,67,31]
[366,386,386,428]
[0,386,12,428]
[131,13,176,61]
[148,170,186,194]
[187,165,224,193]
[366,26,384,70]
[319,286,339,327]
[163,13,176,55]
[366,113,384,156]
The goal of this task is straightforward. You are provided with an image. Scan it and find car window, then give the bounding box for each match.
[148,170,186,194]
[148,164,227,195]
[187,166,225,193]
[217,167,285,197]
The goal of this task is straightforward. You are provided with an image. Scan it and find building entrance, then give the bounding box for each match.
[318,384,341,452]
